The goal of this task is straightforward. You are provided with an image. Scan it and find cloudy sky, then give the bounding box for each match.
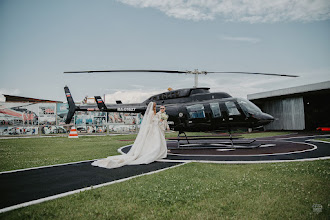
[1,0,330,103]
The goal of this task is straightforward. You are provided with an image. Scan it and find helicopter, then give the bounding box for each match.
[63,69,298,141]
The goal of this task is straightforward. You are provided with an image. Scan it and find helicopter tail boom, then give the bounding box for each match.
[64,86,148,124]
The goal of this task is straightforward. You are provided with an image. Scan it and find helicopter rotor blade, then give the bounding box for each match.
[64,70,299,77]
[206,71,299,77]
[64,70,188,74]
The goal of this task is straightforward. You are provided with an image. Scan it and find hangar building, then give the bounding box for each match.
[247,81,330,131]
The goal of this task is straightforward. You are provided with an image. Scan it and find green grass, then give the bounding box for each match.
[0,132,292,172]
[0,135,135,172]
[1,161,329,219]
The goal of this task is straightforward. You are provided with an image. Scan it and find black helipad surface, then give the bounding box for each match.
[121,135,330,162]
[0,161,181,210]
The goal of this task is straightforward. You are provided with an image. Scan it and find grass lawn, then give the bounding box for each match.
[1,161,329,219]
[0,135,132,172]
[0,131,292,172]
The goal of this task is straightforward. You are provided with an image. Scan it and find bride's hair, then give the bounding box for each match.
[153,102,156,114]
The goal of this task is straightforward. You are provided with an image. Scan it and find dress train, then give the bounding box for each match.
[91,102,167,169]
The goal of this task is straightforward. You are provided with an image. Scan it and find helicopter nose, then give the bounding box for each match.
[259,113,274,125]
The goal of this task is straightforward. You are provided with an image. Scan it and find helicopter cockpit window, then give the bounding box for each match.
[225,101,240,116]
[210,103,221,118]
[186,104,205,119]
[237,98,262,115]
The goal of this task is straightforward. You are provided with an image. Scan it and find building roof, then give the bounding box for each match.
[248,81,330,101]
[3,94,63,103]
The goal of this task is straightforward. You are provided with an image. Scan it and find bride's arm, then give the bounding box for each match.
[153,112,161,121]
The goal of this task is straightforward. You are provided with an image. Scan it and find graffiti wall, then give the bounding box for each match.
[108,112,142,124]
[0,102,143,135]
[0,102,39,126]
[107,112,142,133]
[56,103,69,125]
[0,126,39,135]
[39,103,56,125]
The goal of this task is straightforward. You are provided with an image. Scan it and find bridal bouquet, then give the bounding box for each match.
[160,112,168,121]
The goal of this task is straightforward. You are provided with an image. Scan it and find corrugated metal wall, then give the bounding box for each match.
[262,97,305,130]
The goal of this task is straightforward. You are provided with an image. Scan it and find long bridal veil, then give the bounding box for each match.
[92,102,167,169]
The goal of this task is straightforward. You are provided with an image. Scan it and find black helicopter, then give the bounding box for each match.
[64,69,298,137]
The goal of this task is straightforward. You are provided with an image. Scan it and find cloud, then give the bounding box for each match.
[105,89,166,103]
[0,88,21,102]
[220,35,261,43]
[118,0,330,23]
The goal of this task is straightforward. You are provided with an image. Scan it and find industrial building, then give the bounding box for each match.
[248,81,330,131]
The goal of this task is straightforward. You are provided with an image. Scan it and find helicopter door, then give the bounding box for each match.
[223,101,244,125]
[186,104,209,130]
[210,102,221,118]
[210,102,224,129]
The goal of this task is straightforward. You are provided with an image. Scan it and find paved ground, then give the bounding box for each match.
[0,161,181,211]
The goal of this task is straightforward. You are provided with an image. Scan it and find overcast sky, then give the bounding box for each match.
[1,0,330,103]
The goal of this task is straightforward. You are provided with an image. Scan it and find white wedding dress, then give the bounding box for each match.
[92,102,167,169]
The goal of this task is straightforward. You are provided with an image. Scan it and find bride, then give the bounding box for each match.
[92,102,167,169]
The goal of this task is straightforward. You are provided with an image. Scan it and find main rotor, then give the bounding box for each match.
[64,69,298,88]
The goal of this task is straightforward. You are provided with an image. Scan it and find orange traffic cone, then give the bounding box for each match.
[69,126,78,138]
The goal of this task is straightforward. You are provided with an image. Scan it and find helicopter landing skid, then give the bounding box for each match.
[175,143,261,149]
[173,139,259,149]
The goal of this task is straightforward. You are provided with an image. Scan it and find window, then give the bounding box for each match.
[190,89,210,95]
[237,98,262,114]
[225,101,240,116]
[210,103,221,118]
[186,104,205,119]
